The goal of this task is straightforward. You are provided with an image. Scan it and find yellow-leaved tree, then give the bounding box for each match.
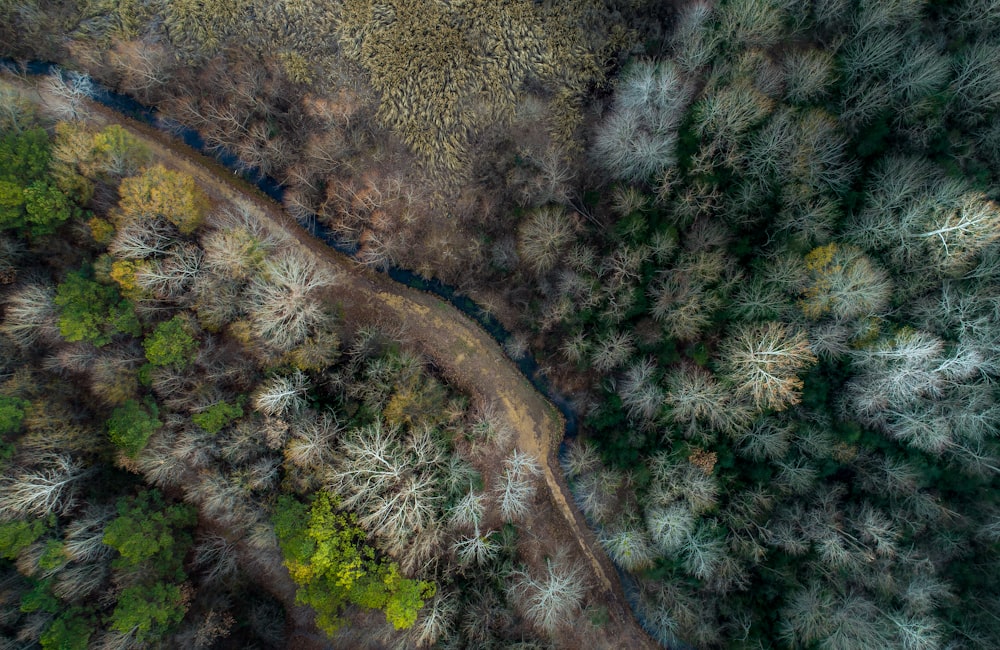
[273,491,436,634]
[118,164,209,234]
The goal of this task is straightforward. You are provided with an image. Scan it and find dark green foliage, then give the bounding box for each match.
[20,579,59,614]
[37,539,66,571]
[0,519,46,559]
[109,582,187,641]
[54,268,140,346]
[0,127,53,233]
[106,399,162,457]
[40,608,95,650]
[0,127,49,185]
[0,395,29,435]
[102,489,196,577]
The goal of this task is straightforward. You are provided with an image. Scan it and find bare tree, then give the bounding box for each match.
[192,533,240,585]
[43,69,94,121]
[589,330,635,372]
[494,450,540,522]
[719,322,817,412]
[406,591,457,648]
[617,358,665,423]
[645,503,696,554]
[669,1,720,72]
[453,529,499,567]
[599,522,656,571]
[561,440,602,480]
[449,489,486,529]
[134,244,204,300]
[285,411,341,470]
[328,422,447,555]
[0,454,91,518]
[107,217,176,260]
[252,370,310,417]
[516,206,577,276]
[63,505,115,562]
[784,48,837,103]
[247,251,336,351]
[593,60,695,182]
[1,282,59,349]
[507,556,588,634]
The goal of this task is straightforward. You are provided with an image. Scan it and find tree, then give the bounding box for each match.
[252,370,309,417]
[0,518,46,559]
[201,207,275,280]
[22,181,77,236]
[42,70,94,122]
[106,399,162,457]
[0,127,50,187]
[718,321,816,411]
[107,216,175,260]
[40,607,94,650]
[507,557,587,634]
[1,282,59,348]
[273,492,435,635]
[88,125,151,179]
[53,269,140,347]
[247,252,335,351]
[103,489,196,577]
[0,394,28,435]
[951,41,1000,121]
[191,400,243,435]
[665,364,752,438]
[0,126,62,236]
[328,422,446,553]
[516,206,577,275]
[798,243,893,319]
[143,315,198,368]
[599,523,656,571]
[494,450,540,522]
[645,503,695,554]
[593,60,694,181]
[118,165,209,235]
[134,243,204,300]
[917,192,1000,274]
[453,529,499,566]
[784,48,837,104]
[109,582,188,642]
[0,454,89,518]
[589,330,635,372]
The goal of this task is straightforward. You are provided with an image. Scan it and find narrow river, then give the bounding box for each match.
[1,59,674,649]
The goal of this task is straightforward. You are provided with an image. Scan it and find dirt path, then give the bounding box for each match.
[9,74,659,650]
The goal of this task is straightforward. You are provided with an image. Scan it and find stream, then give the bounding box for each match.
[0,59,681,648]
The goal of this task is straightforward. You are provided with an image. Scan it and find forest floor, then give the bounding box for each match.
[9,73,660,650]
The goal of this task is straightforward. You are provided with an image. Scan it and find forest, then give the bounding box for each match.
[1,0,999,649]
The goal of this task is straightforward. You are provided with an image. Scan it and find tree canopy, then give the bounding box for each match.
[143,315,198,368]
[54,268,140,346]
[105,399,162,457]
[274,492,435,634]
[117,164,209,234]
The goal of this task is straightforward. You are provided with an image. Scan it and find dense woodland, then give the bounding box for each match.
[2,0,1000,649]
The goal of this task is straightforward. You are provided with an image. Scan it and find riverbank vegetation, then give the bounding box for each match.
[2,0,1000,648]
[0,90,567,648]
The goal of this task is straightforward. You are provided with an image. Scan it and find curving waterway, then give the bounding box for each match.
[0,59,686,649]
